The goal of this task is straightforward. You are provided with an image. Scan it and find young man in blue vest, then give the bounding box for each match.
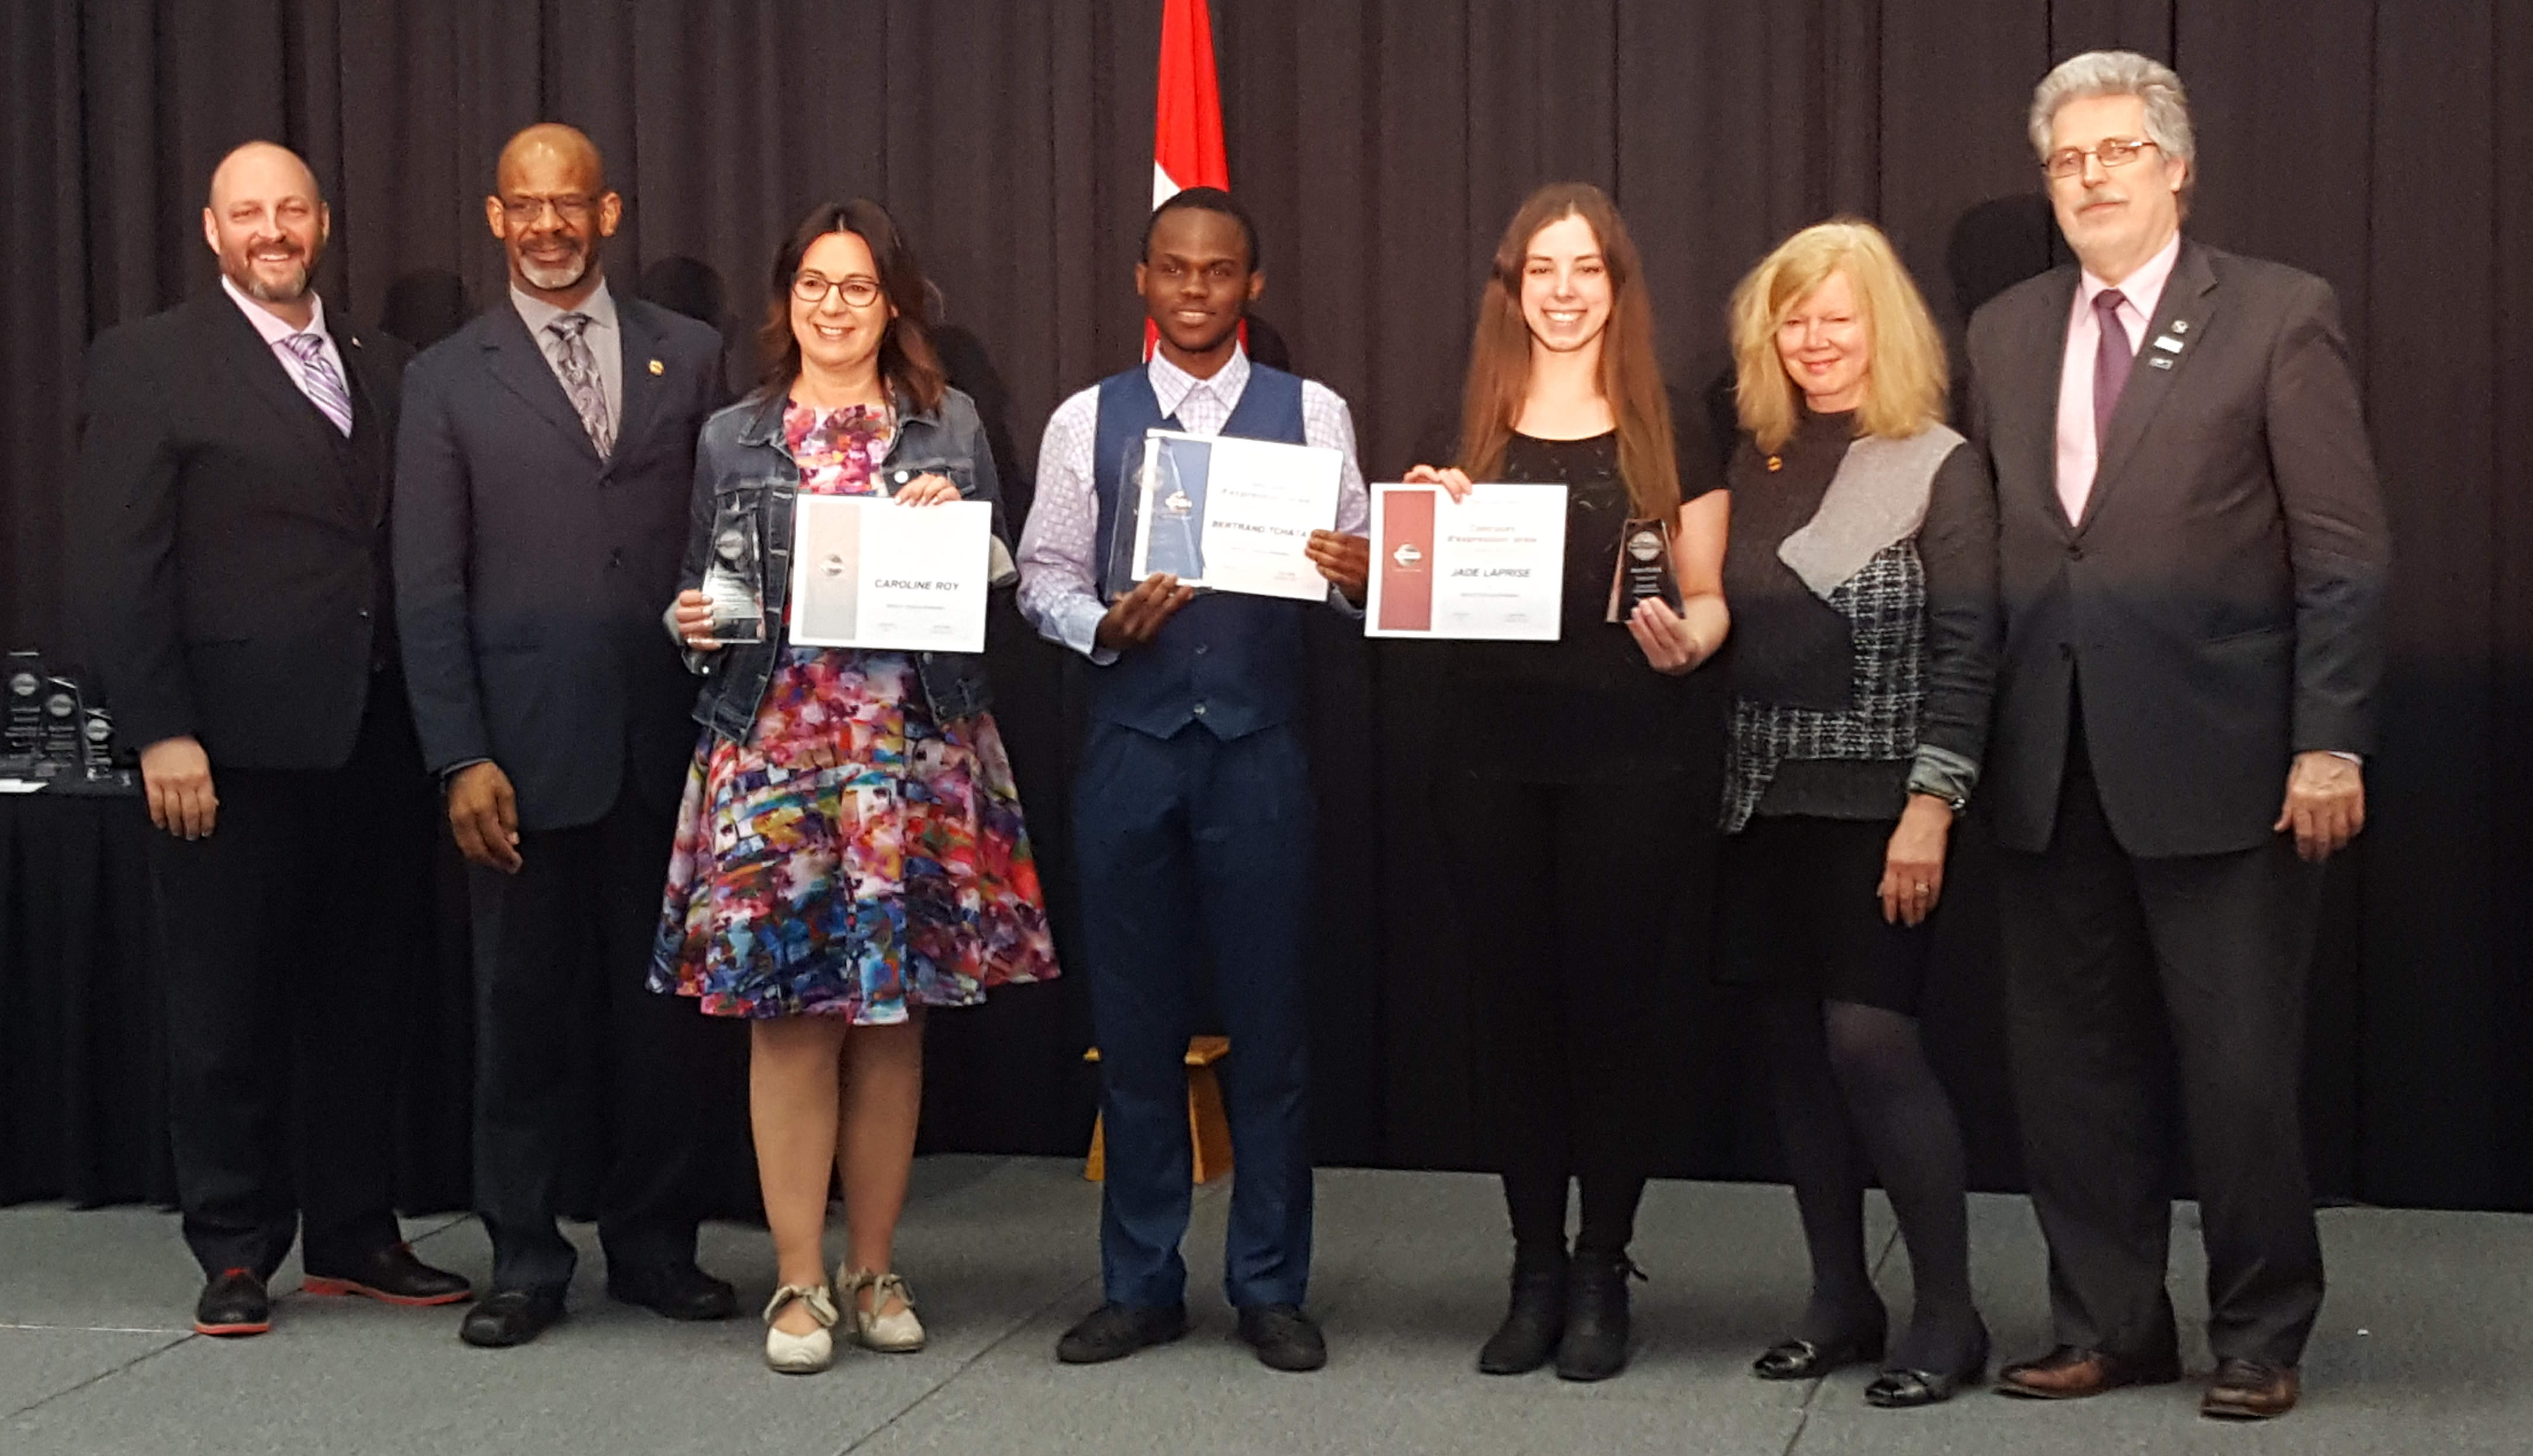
[1018,188,1370,1373]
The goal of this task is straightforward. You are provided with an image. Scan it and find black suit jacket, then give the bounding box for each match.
[393,290,728,833]
[76,290,410,769]
[1963,238,2390,858]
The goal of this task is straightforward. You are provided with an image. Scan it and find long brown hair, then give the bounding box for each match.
[755,197,946,412]
[1456,183,1680,519]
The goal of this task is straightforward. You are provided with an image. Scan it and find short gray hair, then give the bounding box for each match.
[2028,50,2195,174]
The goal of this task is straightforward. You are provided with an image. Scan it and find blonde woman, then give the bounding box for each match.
[1718,220,1996,1407]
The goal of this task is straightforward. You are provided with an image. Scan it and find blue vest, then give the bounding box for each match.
[1090,364,1311,740]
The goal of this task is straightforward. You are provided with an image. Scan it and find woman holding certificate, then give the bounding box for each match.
[654,200,1060,1375]
[1404,182,1731,1382]
[1718,221,1995,1408]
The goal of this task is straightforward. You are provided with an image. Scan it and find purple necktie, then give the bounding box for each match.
[279,332,354,436]
[2092,288,2133,448]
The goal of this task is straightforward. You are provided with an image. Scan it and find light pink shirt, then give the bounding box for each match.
[2053,230,2181,524]
[220,275,351,433]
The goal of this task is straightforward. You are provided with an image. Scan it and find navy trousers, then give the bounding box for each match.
[1073,719,1315,1309]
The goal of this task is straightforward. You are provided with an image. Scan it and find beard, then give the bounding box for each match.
[518,243,590,292]
[226,241,317,304]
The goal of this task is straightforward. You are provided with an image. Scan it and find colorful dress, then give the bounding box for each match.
[649,401,1060,1020]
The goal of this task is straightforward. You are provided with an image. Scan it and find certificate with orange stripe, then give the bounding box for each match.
[1364,482,1566,640]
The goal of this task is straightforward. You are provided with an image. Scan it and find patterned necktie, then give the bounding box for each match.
[279,332,353,436]
[546,313,614,457]
[2092,287,2134,449]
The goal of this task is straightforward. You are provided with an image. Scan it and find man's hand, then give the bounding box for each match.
[447,761,524,874]
[140,736,217,840]
[1307,530,1370,604]
[671,588,722,651]
[1094,573,1196,653]
[2275,750,2365,862]
[1878,794,1954,926]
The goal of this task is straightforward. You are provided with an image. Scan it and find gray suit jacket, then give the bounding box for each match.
[1963,238,2390,858]
[393,292,728,833]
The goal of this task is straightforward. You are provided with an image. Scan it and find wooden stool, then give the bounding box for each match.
[1082,1036,1233,1185]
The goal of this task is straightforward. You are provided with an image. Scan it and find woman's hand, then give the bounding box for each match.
[892,471,962,507]
[1877,793,1954,927]
[1625,597,1704,675]
[672,588,722,651]
[1403,463,1474,503]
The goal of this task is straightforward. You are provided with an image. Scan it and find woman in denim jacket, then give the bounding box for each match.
[650,199,1059,1375]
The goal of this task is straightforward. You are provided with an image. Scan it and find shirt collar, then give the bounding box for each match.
[1147,344,1249,420]
[511,276,618,339]
[2079,230,2182,320]
[220,274,330,347]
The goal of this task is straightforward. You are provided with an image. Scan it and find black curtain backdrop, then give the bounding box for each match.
[4,1,2528,1213]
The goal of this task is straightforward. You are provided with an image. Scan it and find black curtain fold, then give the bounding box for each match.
[4,0,2527,1211]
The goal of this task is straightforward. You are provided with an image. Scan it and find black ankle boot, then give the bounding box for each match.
[1556,1252,1642,1382]
[1476,1249,1567,1375]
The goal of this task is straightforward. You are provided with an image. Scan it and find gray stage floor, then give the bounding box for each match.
[3,1157,2525,1455]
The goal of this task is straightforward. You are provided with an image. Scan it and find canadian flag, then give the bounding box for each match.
[1147,0,1230,358]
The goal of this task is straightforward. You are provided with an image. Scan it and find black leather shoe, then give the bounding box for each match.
[459,1287,567,1348]
[304,1243,473,1308]
[1752,1325,1887,1381]
[606,1262,737,1322]
[194,1268,271,1337]
[1865,1327,1991,1409]
[1056,1302,1188,1364]
[1477,1252,1567,1375]
[1236,1304,1327,1372]
[1555,1252,1643,1382]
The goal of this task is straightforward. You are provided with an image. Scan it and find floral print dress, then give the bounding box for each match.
[649,401,1060,1021]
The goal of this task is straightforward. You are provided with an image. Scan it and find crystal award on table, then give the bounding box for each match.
[698,501,768,644]
[3,651,46,775]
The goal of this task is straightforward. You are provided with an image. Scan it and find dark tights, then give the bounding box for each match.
[1759,993,1982,1371]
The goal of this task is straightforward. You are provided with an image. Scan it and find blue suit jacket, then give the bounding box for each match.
[393,290,729,832]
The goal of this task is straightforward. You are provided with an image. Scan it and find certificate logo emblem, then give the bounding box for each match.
[1390,542,1423,569]
[820,553,849,578]
[1163,488,1193,516]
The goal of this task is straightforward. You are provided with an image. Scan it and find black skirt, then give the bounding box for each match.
[1716,812,1933,1015]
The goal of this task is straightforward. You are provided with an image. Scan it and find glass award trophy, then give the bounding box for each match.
[3,651,45,775]
[699,501,768,644]
[1607,515,1683,620]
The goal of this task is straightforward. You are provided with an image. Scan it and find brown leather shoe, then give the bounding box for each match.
[1996,1344,2183,1399]
[2202,1358,2299,1420]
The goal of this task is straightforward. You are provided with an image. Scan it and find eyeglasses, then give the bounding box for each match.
[792,273,883,307]
[2042,138,2160,179]
[500,195,597,224]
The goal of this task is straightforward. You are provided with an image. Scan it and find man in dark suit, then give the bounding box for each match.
[77,141,472,1336]
[1964,53,2390,1420]
[395,123,736,1348]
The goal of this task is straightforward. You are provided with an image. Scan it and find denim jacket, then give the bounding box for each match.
[676,383,1007,743]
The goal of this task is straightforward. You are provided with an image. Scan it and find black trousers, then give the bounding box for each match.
[466,775,733,1294]
[146,673,431,1280]
[1433,770,1694,1250]
[1998,726,2326,1367]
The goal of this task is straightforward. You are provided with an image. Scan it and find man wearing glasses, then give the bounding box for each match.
[1963,53,2389,1419]
[395,123,738,1348]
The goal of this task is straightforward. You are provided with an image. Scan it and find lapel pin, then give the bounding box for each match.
[2149,356,2175,369]
[2154,335,2184,353]
[1764,455,1782,472]
[2171,321,2189,334]
[648,359,665,375]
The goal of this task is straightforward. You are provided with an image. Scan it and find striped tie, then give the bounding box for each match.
[279,332,354,436]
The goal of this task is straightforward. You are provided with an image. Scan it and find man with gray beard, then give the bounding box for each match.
[76,140,470,1336]
[395,123,737,1348]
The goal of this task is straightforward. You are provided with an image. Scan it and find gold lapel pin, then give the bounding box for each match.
[1764,455,1783,472]
[648,359,665,375]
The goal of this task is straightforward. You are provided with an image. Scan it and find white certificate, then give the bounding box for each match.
[788,497,994,653]
[1129,431,1342,602]
[1364,482,1567,640]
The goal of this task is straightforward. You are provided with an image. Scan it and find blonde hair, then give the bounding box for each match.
[1729,219,1947,453]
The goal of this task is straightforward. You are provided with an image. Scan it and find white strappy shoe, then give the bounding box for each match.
[840,1268,926,1353]
[763,1282,839,1374]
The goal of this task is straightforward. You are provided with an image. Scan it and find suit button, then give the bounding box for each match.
[2058,642,2074,659]
[609,547,625,568]
[2066,543,2084,561]
[358,609,372,619]
[1193,643,1209,656]
[1192,702,1209,717]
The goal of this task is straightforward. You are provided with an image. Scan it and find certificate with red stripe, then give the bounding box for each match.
[1364,482,1566,640]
